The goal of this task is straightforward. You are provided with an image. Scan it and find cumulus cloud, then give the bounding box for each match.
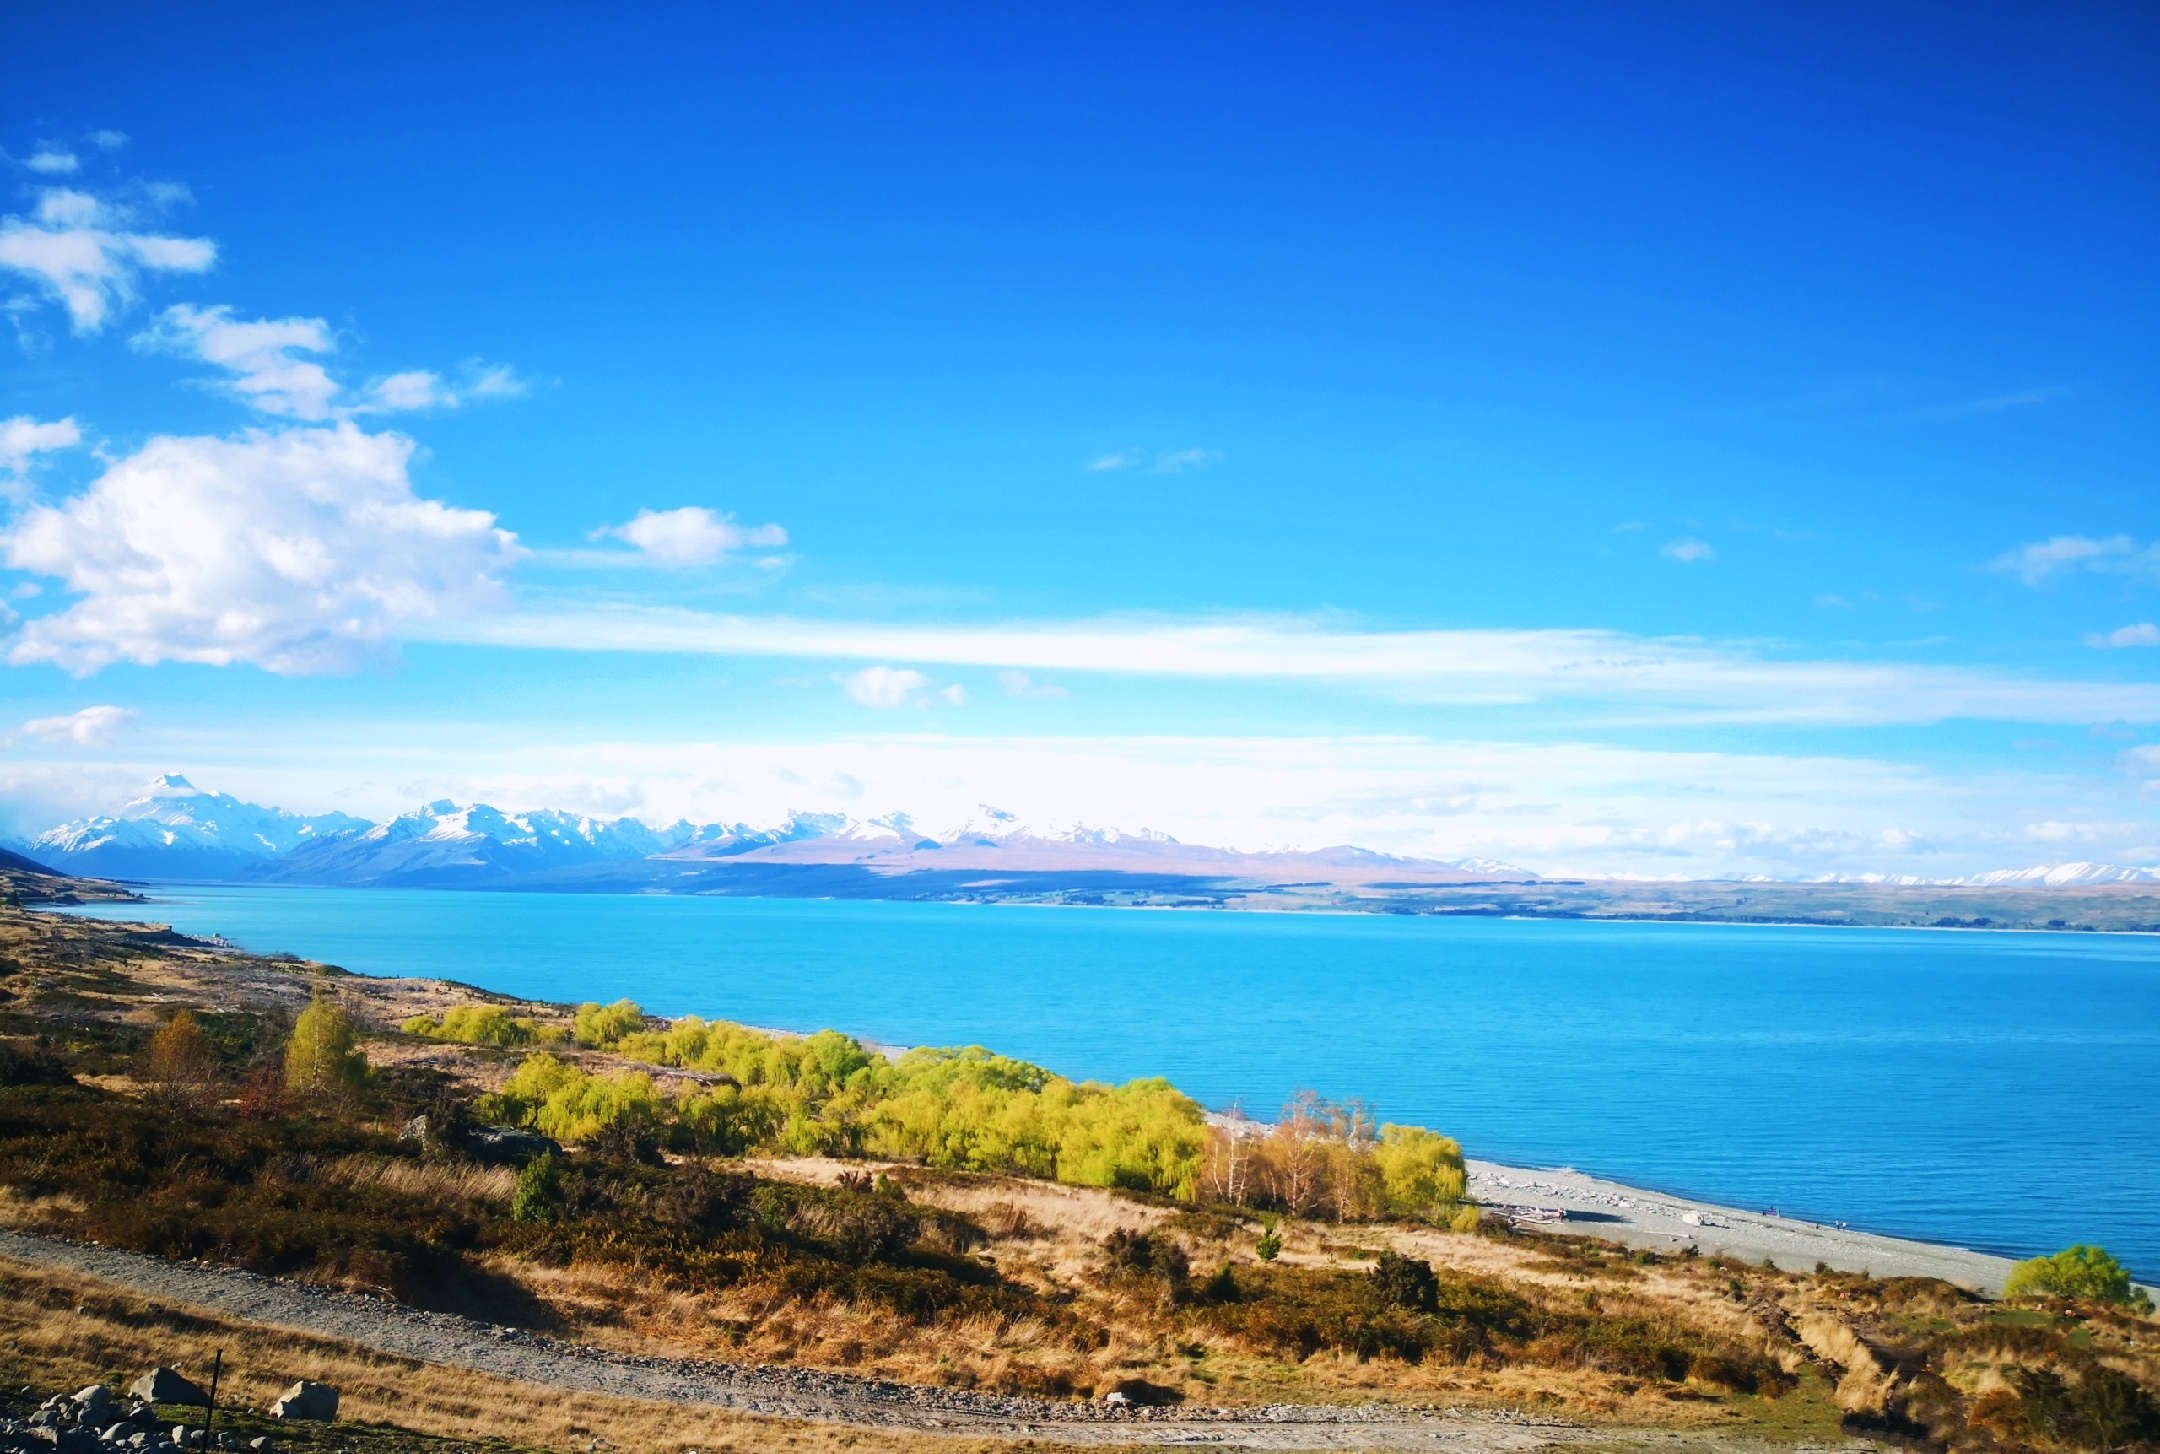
[12,704,136,747]
[136,305,341,418]
[600,507,787,566]
[1,415,82,496]
[2091,623,2160,649]
[1,422,522,674]
[843,666,931,708]
[1993,533,2159,586]
[0,188,215,332]
[1661,538,1716,563]
[26,150,80,176]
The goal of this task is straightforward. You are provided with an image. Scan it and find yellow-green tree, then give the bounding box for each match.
[147,1008,216,1104]
[2005,1245,2149,1309]
[1372,1124,1468,1222]
[285,994,369,1104]
[573,998,647,1048]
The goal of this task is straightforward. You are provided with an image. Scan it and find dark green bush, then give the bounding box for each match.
[1372,1251,1439,1313]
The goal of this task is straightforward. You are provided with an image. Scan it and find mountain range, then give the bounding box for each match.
[12,776,2159,899]
[14,776,1533,895]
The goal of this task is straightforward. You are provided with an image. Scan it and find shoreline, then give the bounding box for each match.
[34,895,2148,1294]
[43,875,2160,935]
[1462,1158,2025,1294]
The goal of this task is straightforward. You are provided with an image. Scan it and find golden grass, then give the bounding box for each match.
[0,1255,1082,1454]
[320,1153,518,1204]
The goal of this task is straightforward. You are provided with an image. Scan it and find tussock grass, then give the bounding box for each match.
[321,1153,517,1205]
[0,1257,1067,1454]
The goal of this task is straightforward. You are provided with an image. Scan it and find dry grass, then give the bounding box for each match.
[320,1154,518,1204]
[0,1256,1081,1454]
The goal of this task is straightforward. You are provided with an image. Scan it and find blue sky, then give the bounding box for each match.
[2,1,2157,876]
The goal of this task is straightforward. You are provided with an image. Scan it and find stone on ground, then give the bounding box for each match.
[267,1384,337,1422]
[129,1372,210,1408]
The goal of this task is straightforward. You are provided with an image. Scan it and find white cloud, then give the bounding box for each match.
[136,305,340,419]
[1152,448,1221,473]
[600,507,788,566]
[13,704,135,747]
[135,307,527,420]
[1,422,522,674]
[26,151,80,176]
[1088,447,1222,474]
[430,609,2160,726]
[843,666,931,708]
[2089,623,2160,649]
[998,670,1069,699]
[1661,538,1715,563]
[1992,533,2158,586]
[92,131,128,151]
[0,188,215,332]
[0,415,82,496]
[137,731,2153,881]
[358,361,528,412]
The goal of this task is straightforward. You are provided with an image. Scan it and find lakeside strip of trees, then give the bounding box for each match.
[404,999,1475,1225]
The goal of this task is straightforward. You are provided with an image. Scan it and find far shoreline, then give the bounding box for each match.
[48,875,2160,936]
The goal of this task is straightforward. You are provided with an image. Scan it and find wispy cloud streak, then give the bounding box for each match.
[424,608,2160,726]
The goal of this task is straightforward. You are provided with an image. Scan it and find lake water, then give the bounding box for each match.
[54,886,2160,1279]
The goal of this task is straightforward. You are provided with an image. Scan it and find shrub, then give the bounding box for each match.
[2004,1245,2151,1310]
[1372,1251,1440,1313]
[285,994,368,1103]
[574,999,647,1048]
[511,1152,564,1223]
[1256,1212,1282,1262]
[481,1053,664,1145]
[2008,1365,2160,1448]
[1104,1228,1191,1296]
[404,1005,547,1048]
[147,1009,217,1102]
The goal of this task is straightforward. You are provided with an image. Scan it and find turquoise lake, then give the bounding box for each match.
[54,886,2160,1280]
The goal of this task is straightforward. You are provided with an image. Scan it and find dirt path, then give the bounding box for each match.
[0,1231,1842,1453]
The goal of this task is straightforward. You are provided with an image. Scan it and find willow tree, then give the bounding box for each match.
[285,993,369,1106]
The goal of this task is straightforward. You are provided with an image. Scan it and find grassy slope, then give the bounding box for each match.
[1,906,2155,1453]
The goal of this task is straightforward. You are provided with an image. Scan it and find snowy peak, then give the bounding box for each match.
[17,777,1536,890]
[1948,862,2160,888]
[32,775,368,872]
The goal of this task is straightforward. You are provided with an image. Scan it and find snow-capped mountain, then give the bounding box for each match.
[260,799,703,887]
[26,775,368,881]
[15,780,1534,892]
[1946,862,2160,887]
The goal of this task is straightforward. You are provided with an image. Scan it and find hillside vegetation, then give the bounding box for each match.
[3,906,2156,1451]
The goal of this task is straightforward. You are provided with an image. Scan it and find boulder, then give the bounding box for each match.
[467,1126,559,1163]
[1093,1377,1182,1407]
[69,1391,115,1428]
[267,1384,336,1423]
[128,1373,208,1409]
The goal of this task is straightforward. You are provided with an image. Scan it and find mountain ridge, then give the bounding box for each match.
[15,775,2158,894]
[17,776,1532,891]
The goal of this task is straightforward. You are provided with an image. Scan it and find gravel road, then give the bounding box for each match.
[0,1231,1834,1453]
